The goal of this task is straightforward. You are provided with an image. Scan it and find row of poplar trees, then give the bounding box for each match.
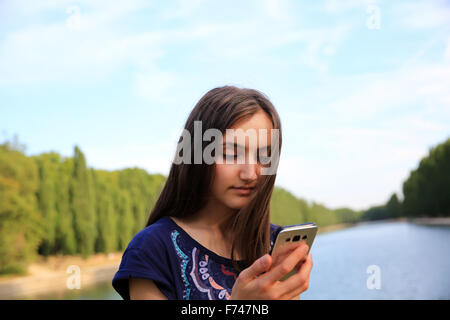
[0,139,165,275]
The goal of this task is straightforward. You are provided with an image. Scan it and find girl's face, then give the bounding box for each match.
[211,110,274,210]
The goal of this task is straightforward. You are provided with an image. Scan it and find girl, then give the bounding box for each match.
[112,86,313,300]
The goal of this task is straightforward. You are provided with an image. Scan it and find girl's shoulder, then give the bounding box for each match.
[127,216,175,250]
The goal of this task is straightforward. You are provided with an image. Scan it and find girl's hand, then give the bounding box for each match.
[230,242,313,300]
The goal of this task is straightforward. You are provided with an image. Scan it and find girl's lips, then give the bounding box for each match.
[231,187,254,195]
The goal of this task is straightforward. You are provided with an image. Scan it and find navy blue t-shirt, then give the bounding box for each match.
[112,216,282,300]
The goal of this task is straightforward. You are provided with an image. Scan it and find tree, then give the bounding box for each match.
[385,193,401,218]
[93,170,118,254]
[0,142,44,274]
[402,138,450,217]
[270,187,306,226]
[116,191,134,251]
[70,146,97,258]
[34,153,59,256]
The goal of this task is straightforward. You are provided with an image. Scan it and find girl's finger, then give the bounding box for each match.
[238,254,272,284]
[278,253,313,298]
[263,243,309,284]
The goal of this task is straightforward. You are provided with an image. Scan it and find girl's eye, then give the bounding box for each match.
[258,148,272,165]
[258,156,271,167]
[223,153,238,163]
[223,152,245,163]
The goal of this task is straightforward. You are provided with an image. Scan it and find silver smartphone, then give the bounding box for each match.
[270,223,318,281]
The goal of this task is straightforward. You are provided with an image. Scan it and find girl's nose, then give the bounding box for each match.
[239,156,258,181]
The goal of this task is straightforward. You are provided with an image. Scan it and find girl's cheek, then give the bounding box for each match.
[213,165,229,190]
[214,166,239,194]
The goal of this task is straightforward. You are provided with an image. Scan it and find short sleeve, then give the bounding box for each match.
[112,245,176,300]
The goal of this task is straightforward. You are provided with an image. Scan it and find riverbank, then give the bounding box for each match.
[0,252,122,299]
[410,217,450,226]
[317,222,358,234]
[315,216,450,235]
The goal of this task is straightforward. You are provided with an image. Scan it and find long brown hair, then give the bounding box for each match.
[145,85,282,271]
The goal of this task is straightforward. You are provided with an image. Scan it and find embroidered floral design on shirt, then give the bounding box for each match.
[171,230,191,299]
[221,264,237,280]
[189,246,235,300]
[190,247,216,299]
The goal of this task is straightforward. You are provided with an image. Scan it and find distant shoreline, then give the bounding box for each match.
[1,217,448,299]
[317,222,358,234]
[409,217,450,226]
[317,217,450,234]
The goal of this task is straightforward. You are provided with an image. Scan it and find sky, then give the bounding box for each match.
[1,0,449,211]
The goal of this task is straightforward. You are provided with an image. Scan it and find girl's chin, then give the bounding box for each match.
[225,197,250,210]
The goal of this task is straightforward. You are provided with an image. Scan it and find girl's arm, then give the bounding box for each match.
[129,278,169,300]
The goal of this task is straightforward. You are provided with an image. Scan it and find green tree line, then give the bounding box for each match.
[0,140,165,275]
[270,187,364,227]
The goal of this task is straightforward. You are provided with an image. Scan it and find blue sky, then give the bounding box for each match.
[1,0,449,211]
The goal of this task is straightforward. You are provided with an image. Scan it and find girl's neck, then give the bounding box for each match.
[187,198,237,236]
[170,199,240,258]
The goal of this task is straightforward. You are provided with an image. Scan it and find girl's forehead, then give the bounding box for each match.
[219,111,275,149]
[228,111,273,131]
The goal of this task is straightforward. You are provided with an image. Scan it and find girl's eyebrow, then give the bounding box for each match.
[222,142,271,150]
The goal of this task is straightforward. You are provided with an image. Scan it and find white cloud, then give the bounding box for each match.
[263,0,293,21]
[393,0,450,29]
[0,0,160,85]
[299,24,352,73]
[85,128,181,175]
[134,69,179,102]
[161,0,207,20]
[0,0,354,87]
[325,62,450,121]
[324,0,378,13]
[445,37,450,62]
[87,145,174,175]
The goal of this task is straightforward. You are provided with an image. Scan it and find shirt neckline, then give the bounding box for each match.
[163,216,246,266]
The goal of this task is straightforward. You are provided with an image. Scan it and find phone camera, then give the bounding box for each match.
[302,235,307,240]
[285,238,291,242]
[292,235,301,242]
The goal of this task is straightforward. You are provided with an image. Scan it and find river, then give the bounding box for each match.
[31,220,450,299]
